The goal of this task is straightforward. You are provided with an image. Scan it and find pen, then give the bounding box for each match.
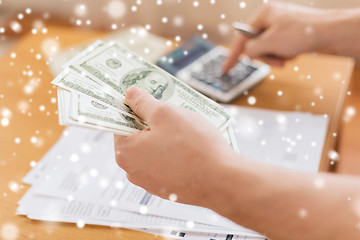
[231,21,284,66]
[232,22,261,38]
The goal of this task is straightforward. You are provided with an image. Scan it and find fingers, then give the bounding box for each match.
[244,30,289,66]
[245,38,286,67]
[222,35,247,73]
[125,87,160,123]
[223,4,271,73]
[114,134,127,167]
[244,30,275,59]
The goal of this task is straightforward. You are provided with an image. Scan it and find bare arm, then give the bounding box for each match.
[115,87,360,240]
[206,155,360,240]
[223,2,360,71]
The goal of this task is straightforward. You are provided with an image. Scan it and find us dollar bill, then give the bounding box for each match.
[58,87,238,147]
[52,40,140,119]
[57,88,145,135]
[52,71,139,118]
[69,42,232,131]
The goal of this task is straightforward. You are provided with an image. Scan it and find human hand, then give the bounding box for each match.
[114,87,236,206]
[223,2,349,71]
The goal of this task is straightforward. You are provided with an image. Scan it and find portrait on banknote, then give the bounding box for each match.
[120,68,174,100]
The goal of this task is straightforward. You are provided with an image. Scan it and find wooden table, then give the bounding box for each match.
[0,25,355,240]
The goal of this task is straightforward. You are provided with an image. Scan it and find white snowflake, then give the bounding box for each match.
[247,96,256,105]
[1,223,19,240]
[76,220,85,228]
[8,182,19,193]
[111,23,118,30]
[1,118,9,127]
[186,221,195,228]
[162,17,168,23]
[105,1,127,19]
[139,205,148,214]
[70,153,79,162]
[10,21,22,33]
[74,4,87,17]
[169,193,178,202]
[173,16,184,27]
[115,181,124,189]
[328,150,339,161]
[99,178,109,188]
[298,208,307,218]
[131,6,137,12]
[89,169,98,177]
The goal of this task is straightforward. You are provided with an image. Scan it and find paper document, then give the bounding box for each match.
[224,105,328,172]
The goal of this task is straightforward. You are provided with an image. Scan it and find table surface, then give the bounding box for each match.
[0,25,355,240]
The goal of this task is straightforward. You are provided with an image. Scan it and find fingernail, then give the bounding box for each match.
[125,87,142,102]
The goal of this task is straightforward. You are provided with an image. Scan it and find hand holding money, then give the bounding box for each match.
[52,40,238,149]
[115,87,236,206]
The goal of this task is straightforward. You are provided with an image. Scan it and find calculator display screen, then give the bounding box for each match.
[157,36,215,75]
[172,45,210,70]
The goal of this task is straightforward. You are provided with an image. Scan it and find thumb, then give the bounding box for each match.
[245,33,274,59]
[125,87,160,122]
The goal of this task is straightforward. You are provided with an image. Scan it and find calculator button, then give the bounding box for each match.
[220,83,232,92]
[187,52,260,93]
[211,83,222,90]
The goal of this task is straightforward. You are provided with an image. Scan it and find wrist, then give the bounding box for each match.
[317,8,360,56]
[201,152,266,220]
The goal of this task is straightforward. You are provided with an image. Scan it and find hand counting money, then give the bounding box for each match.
[52,40,233,136]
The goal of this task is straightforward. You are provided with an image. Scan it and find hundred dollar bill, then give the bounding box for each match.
[69,42,232,131]
[52,71,139,118]
[53,41,141,119]
[58,88,239,145]
[57,88,145,135]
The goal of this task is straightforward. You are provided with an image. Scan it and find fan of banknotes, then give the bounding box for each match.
[51,39,236,143]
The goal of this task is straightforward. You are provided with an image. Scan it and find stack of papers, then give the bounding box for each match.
[17,127,265,240]
[17,106,328,239]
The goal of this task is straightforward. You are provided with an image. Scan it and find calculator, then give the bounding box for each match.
[157,36,271,102]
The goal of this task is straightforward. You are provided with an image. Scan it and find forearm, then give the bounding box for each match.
[205,154,360,240]
[319,8,360,56]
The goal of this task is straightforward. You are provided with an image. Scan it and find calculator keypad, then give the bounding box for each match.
[190,54,258,92]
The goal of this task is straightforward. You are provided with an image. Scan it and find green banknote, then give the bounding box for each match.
[69,42,232,131]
